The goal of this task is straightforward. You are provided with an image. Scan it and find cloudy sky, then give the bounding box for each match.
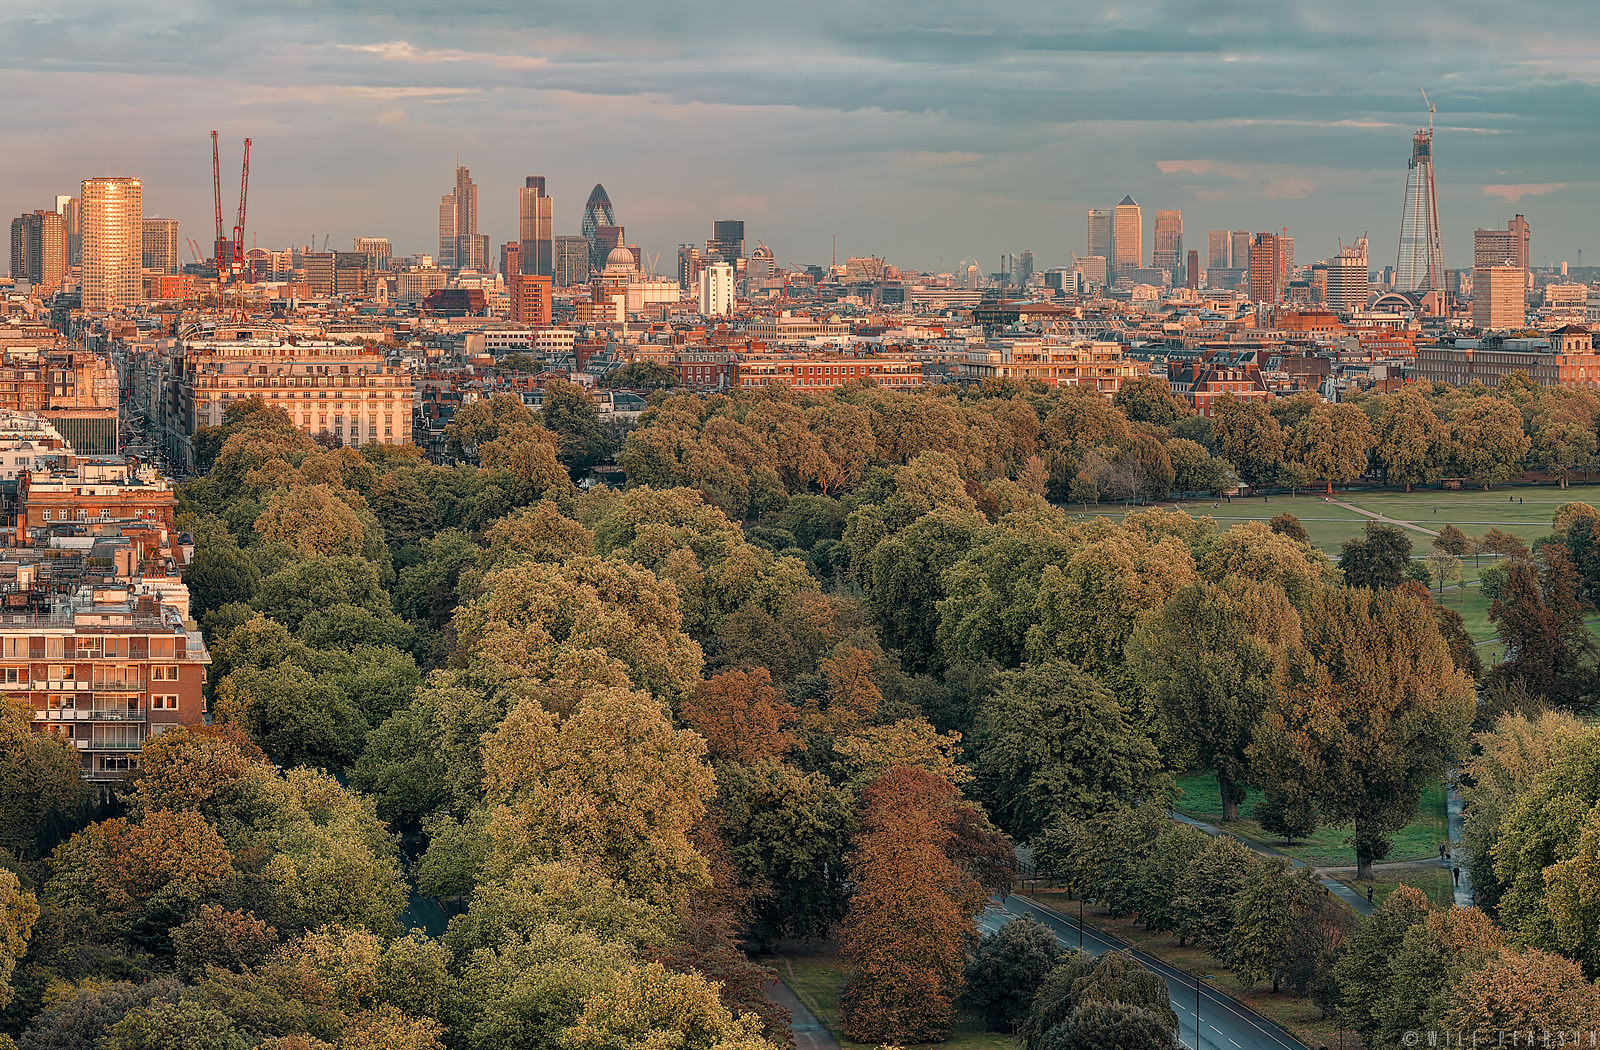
[4,1,1599,275]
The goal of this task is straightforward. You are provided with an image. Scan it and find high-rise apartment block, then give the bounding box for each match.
[698,261,735,316]
[1153,210,1183,271]
[1324,236,1371,314]
[1086,209,1112,261]
[1474,215,1531,270]
[56,196,81,269]
[80,178,143,311]
[1207,230,1231,269]
[141,218,180,276]
[1472,265,1525,331]
[555,235,591,287]
[519,176,554,277]
[10,211,68,292]
[1248,232,1283,304]
[1113,196,1142,275]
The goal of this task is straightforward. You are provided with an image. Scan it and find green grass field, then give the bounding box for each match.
[775,953,1015,1050]
[1174,771,1449,867]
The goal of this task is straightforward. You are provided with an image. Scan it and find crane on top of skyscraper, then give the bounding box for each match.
[1395,89,1444,297]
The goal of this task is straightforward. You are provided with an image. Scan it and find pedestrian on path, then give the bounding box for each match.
[1367,886,1374,904]
[1453,866,1460,887]
[1439,842,1447,861]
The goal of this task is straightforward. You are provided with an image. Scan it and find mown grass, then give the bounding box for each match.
[1173,772,1448,867]
[775,952,1017,1050]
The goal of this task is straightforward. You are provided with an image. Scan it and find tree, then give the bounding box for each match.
[1374,388,1448,491]
[445,393,538,460]
[1490,546,1597,709]
[972,660,1167,840]
[1171,835,1257,952]
[1268,512,1309,544]
[539,378,612,475]
[1450,396,1532,488]
[963,916,1062,1031]
[1425,550,1462,596]
[1332,885,1434,1046]
[678,668,797,764]
[1114,376,1187,426]
[0,868,37,1010]
[1531,411,1598,488]
[102,999,247,1050]
[1224,860,1320,991]
[1042,1002,1179,1050]
[185,543,261,616]
[832,717,972,792]
[1212,395,1284,489]
[1132,579,1295,822]
[254,483,369,557]
[213,662,367,772]
[838,767,994,1044]
[0,698,92,860]
[1434,523,1471,557]
[1250,587,1474,878]
[560,962,779,1050]
[1290,402,1372,494]
[171,905,276,982]
[1445,947,1600,1035]
[602,361,681,391]
[14,978,185,1050]
[1337,521,1412,590]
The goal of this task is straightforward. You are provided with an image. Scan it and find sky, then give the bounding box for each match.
[4,1,1600,276]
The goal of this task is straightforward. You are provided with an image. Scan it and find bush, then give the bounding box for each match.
[964,916,1062,1031]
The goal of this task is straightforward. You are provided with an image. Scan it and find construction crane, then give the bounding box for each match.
[185,238,205,265]
[210,131,225,270]
[231,138,251,274]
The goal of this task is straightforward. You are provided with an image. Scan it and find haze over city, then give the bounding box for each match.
[4,1,1600,269]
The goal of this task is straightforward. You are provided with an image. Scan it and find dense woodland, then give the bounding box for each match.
[3,376,1600,1048]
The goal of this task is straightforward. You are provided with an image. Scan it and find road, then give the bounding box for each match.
[982,895,1309,1050]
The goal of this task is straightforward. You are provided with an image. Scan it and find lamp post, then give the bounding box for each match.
[1195,973,1216,1050]
[1078,898,1084,949]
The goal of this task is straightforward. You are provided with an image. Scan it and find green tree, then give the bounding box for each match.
[963,916,1062,1031]
[1250,587,1475,878]
[1337,521,1412,590]
[213,662,366,772]
[185,543,261,616]
[972,660,1167,840]
[1114,376,1187,426]
[1290,402,1373,495]
[1450,396,1532,489]
[1212,395,1285,489]
[602,361,681,390]
[1224,860,1320,991]
[1373,388,1448,491]
[539,378,611,475]
[0,699,92,860]
[0,868,37,1010]
[1043,1003,1179,1050]
[1490,548,1597,710]
[1331,885,1435,1045]
[1171,835,1257,952]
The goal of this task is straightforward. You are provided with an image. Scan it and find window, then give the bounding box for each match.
[0,668,22,685]
[150,695,178,710]
[151,665,179,681]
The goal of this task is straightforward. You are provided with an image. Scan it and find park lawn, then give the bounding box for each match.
[1024,890,1346,1050]
[774,952,1015,1050]
[1333,866,1455,911]
[1174,772,1449,867]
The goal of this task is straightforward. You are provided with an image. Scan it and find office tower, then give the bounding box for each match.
[519,176,554,276]
[1230,230,1251,274]
[1018,250,1034,286]
[581,184,617,271]
[678,244,704,290]
[698,261,735,316]
[1112,195,1142,274]
[55,196,81,269]
[81,177,143,311]
[1279,231,1295,287]
[503,242,554,325]
[1086,209,1111,260]
[1474,215,1532,270]
[1207,230,1231,269]
[1324,236,1371,314]
[438,193,455,269]
[353,237,393,273]
[1248,232,1283,304]
[141,217,181,275]
[9,210,67,291]
[438,165,482,271]
[708,219,745,264]
[7,217,23,280]
[1185,250,1199,290]
[555,235,591,287]
[1153,210,1183,271]
[591,225,625,272]
[1395,103,1444,294]
[1472,265,1525,330]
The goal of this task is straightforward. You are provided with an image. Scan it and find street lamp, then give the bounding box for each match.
[1195,973,1216,1050]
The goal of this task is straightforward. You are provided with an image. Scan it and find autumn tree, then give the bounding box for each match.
[1433,523,1471,557]
[1445,947,1600,1035]
[679,668,797,764]
[1489,547,1597,709]
[838,767,994,1044]
[1450,395,1532,489]
[1268,512,1309,544]
[1337,521,1412,590]
[1212,395,1285,488]
[1250,587,1474,878]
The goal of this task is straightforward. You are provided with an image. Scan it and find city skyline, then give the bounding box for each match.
[3,3,1600,271]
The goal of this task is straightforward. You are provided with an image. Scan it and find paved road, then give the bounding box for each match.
[1446,775,1473,907]
[985,895,1309,1050]
[767,977,839,1050]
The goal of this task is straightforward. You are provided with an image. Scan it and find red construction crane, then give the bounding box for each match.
[232,137,251,274]
[210,131,226,270]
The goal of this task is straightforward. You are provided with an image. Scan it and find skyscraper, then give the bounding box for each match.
[9,210,67,291]
[1207,230,1231,269]
[1472,265,1524,330]
[56,195,81,269]
[708,220,745,264]
[1248,232,1283,304]
[1113,196,1142,275]
[1474,215,1531,270]
[581,184,617,272]
[439,165,483,271]
[555,235,591,287]
[81,177,142,311]
[699,261,735,316]
[1153,210,1183,271]
[1018,250,1035,287]
[519,176,554,277]
[1230,230,1252,275]
[141,217,180,275]
[1086,209,1111,260]
[1185,250,1199,290]
[1395,102,1444,294]
[1324,236,1371,314]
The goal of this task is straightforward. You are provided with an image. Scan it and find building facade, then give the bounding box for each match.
[1248,232,1283,304]
[699,262,735,316]
[518,176,554,276]
[1113,195,1142,275]
[1152,210,1183,271]
[1474,215,1531,270]
[1087,209,1112,261]
[1472,265,1526,330]
[141,218,180,276]
[81,178,143,311]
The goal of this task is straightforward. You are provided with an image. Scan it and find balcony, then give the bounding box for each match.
[35,707,144,722]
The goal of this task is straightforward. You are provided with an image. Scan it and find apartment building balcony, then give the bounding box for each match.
[35,706,145,722]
